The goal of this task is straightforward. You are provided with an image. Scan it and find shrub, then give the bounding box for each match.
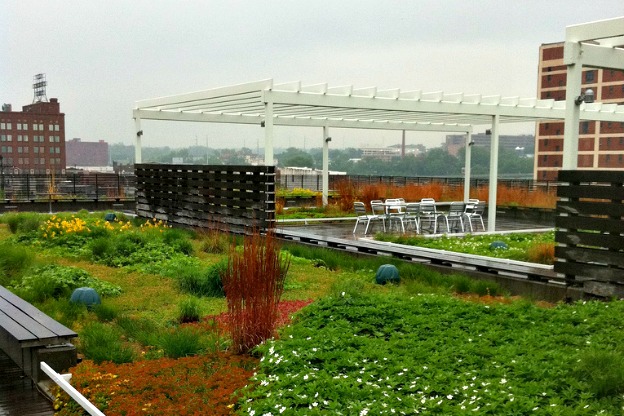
[472,279,501,297]
[0,241,34,286]
[158,326,204,358]
[163,228,194,256]
[178,297,201,323]
[38,299,87,328]
[116,315,159,347]
[527,242,555,264]
[175,259,227,297]
[80,322,135,364]
[92,303,118,322]
[222,229,290,354]
[575,348,624,398]
[197,227,231,254]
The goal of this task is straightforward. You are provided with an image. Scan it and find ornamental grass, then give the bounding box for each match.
[222,229,291,354]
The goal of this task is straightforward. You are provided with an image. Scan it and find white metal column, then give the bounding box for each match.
[562,44,583,170]
[264,100,274,166]
[463,131,472,202]
[134,117,142,164]
[322,126,329,206]
[487,115,500,232]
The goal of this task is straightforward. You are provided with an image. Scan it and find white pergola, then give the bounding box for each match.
[563,16,624,168]
[133,19,624,233]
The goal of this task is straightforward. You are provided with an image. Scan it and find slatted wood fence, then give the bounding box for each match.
[554,170,624,297]
[135,164,275,233]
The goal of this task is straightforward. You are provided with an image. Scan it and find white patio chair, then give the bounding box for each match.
[418,198,440,234]
[442,201,465,233]
[353,202,383,234]
[464,201,486,232]
[403,202,421,233]
[369,200,388,233]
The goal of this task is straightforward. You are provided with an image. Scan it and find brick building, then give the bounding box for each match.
[535,42,624,180]
[0,98,66,174]
[66,138,109,168]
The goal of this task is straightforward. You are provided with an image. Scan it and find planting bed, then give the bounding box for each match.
[0,212,622,415]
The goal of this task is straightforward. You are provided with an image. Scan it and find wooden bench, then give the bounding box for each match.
[0,285,77,383]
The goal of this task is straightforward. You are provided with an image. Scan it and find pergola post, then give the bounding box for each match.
[487,114,500,232]
[562,47,583,170]
[263,99,274,166]
[134,117,142,164]
[322,125,330,206]
[463,131,472,202]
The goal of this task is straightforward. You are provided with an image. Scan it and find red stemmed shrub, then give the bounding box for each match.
[222,229,290,354]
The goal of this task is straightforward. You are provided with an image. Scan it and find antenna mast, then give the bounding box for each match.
[33,73,48,103]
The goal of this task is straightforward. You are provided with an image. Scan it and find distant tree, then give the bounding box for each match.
[278,147,315,168]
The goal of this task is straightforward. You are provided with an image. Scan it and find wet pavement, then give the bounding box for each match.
[277,214,554,240]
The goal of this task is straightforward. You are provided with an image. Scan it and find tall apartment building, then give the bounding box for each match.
[0,98,66,174]
[535,42,624,180]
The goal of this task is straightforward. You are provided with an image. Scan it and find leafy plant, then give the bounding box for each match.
[10,264,122,303]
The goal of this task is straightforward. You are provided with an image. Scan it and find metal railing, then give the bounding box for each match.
[0,173,135,202]
[276,173,559,193]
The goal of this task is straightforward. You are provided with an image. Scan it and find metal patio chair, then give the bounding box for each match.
[442,201,465,233]
[418,198,440,234]
[464,201,486,232]
[353,201,381,234]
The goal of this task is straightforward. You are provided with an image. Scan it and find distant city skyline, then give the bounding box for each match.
[2,1,623,149]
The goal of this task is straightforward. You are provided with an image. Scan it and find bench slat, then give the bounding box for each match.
[0,286,76,338]
[0,298,58,341]
[0,309,37,342]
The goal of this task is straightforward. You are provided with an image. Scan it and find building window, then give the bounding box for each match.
[49,136,54,143]
[38,123,43,130]
[50,148,54,154]
[19,158,23,165]
[33,124,38,131]
[17,123,22,130]
[6,123,11,129]
[581,122,589,134]
[0,123,5,129]
[40,158,44,165]
[49,124,54,131]
[7,147,12,153]
[17,147,22,154]
[6,135,11,142]
[585,71,595,82]
[39,147,44,153]
[54,124,59,131]
[34,147,38,154]
[23,135,28,142]
[55,147,60,154]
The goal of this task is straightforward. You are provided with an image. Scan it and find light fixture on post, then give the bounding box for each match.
[575,89,594,105]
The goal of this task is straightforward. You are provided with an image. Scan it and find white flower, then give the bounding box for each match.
[500,378,507,384]
[447,394,453,400]
[360,408,369,416]
[303,374,309,380]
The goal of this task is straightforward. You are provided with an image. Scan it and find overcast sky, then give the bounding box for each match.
[2,1,623,151]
